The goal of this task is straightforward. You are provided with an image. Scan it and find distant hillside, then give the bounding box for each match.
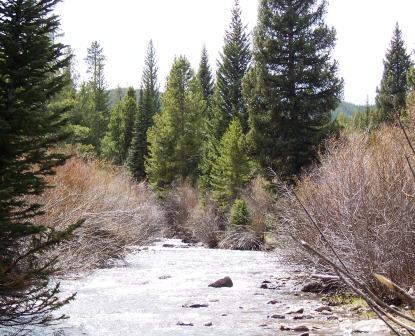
[333,101,369,118]
[108,88,141,106]
[108,91,369,121]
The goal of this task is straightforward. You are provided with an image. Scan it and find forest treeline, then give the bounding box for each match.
[61,1,415,211]
[1,0,415,332]
[64,0,343,202]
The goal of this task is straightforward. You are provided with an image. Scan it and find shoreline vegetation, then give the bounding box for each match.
[1,0,415,334]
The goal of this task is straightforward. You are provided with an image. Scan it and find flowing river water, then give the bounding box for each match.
[22,239,391,336]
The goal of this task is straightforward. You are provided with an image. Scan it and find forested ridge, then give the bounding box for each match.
[1,0,415,334]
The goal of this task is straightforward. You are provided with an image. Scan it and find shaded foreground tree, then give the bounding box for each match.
[244,0,343,178]
[0,0,81,330]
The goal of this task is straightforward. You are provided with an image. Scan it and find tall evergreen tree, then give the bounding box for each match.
[85,41,109,150]
[244,0,343,178]
[211,0,251,137]
[128,40,160,180]
[376,23,412,123]
[146,57,206,193]
[198,46,214,107]
[210,118,252,209]
[0,0,80,327]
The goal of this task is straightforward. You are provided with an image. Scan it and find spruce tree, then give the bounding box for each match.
[122,87,137,160]
[146,57,206,193]
[198,46,214,107]
[211,118,252,208]
[211,0,251,137]
[128,41,160,180]
[244,0,343,178]
[85,41,110,150]
[376,23,413,123]
[0,0,80,328]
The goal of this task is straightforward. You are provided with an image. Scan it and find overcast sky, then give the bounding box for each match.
[56,0,415,105]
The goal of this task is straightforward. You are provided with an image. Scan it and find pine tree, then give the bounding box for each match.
[376,23,413,123]
[0,0,81,327]
[85,41,110,150]
[122,87,137,160]
[211,118,252,208]
[198,46,214,107]
[211,0,251,137]
[146,57,206,193]
[101,102,125,164]
[128,41,160,180]
[244,0,343,178]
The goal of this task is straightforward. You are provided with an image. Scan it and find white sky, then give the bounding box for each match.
[56,0,415,105]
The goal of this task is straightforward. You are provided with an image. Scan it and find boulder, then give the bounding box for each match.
[209,276,233,288]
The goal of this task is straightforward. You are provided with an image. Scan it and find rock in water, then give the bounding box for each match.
[209,276,233,288]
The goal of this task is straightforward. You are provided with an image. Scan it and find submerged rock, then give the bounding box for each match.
[209,276,233,288]
[267,299,280,305]
[158,275,171,280]
[182,303,209,308]
[177,321,194,327]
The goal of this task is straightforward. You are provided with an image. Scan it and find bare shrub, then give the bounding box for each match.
[29,156,165,274]
[187,200,223,248]
[162,178,274,250]
[218,228,263,251]
[163,180,199,242]
[242,176,274,240]
[279,127,415,292]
